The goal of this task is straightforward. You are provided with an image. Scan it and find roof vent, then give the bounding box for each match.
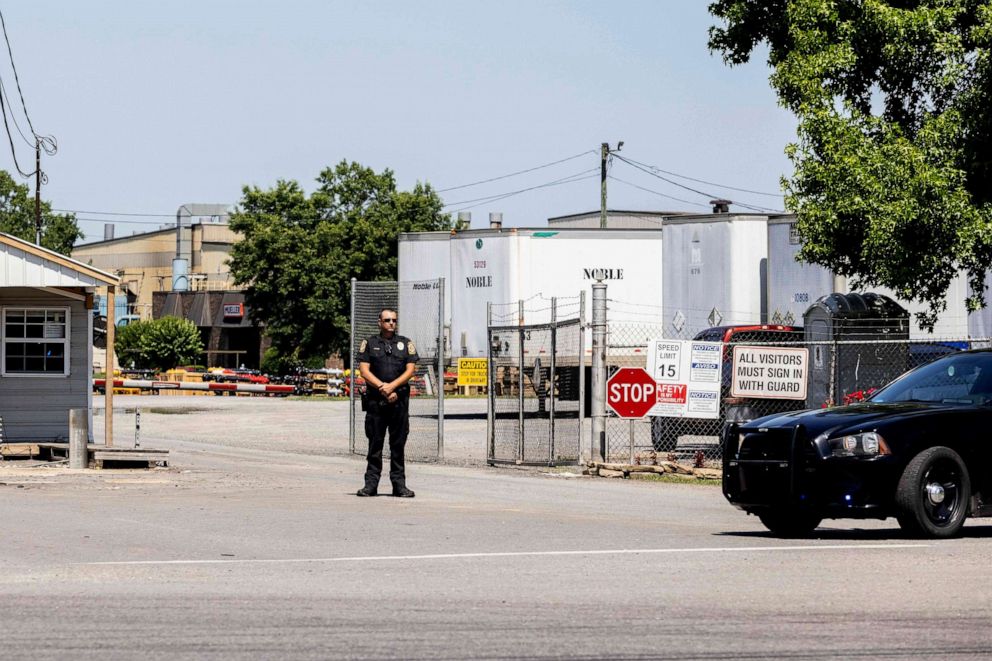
[710,199,731,214]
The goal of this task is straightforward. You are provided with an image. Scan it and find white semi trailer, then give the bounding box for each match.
[765,216,973,339]
[398,227,665,359]
[662,214,770,337]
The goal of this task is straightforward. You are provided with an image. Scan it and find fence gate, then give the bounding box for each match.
[487,297,584,466]
[349,278,445,463]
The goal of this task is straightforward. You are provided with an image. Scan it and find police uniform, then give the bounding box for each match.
[357,333,418,493]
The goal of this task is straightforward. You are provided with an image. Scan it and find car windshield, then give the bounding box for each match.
[871,353,992,405]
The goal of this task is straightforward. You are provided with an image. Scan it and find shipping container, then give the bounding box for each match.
[662,214,769,337]
[766,216,972,339]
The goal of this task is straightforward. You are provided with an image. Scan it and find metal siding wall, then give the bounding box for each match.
[0,290,89,441]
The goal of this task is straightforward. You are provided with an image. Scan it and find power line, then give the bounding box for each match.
[0,79,31,149]
[74,216,174,226]
[619,154,784,198]
[0,9,54,154]
[607,175,710,209]
[436,150,596,193]
[53,208,179,218]
[0,80,31,177]
[443,168,599,211]
[613,154,782,213]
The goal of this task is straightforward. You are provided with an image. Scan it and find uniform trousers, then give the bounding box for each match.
[363,396,410,490]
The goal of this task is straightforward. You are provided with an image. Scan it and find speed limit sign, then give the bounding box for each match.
[649,340,682,382]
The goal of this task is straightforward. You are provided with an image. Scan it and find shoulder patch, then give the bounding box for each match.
[407,340,417,354]
[359,339,367,352]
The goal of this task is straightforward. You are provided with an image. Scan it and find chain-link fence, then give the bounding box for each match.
[488,295,585,466]
[349,278,445,462]
[603,297,992,467]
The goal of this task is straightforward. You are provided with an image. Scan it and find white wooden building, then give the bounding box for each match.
[0,232,119,442]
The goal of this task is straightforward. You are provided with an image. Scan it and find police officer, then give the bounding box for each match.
[356,307,418,497]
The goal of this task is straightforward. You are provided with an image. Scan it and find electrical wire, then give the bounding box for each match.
[436,150,596,193]
[443,168,599,211]
[53,208,178,218]
[0,78,31,149]
[0,80,31,177]
[619,154,784,198]
[613,154,782,213]
[0,9,55,155]
[607,175,711,209]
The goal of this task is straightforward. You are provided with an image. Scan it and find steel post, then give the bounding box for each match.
[578,291,587,464]
[548,297,557,466]
[437,277,445,462]
[517,299,525,463]
[590,281,607,462]
[487,301,494,463]
[349,277,356,454]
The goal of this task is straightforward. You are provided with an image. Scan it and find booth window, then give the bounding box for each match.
[2,308,70,376]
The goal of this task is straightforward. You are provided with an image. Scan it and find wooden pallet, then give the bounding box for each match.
[1,442,169,468]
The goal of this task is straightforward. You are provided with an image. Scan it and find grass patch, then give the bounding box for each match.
[628,472,722,486]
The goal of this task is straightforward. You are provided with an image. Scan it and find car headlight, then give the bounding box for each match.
[825,431,890,457]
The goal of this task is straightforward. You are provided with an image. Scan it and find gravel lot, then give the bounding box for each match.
[93,394,490,465]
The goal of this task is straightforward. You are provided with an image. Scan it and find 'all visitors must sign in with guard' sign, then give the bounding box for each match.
[730,345,809,400]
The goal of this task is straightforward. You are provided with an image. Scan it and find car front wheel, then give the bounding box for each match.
[895,446,971,539]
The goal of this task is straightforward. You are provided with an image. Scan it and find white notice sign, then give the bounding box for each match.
[646,339,723,419]
[730,345,809,400]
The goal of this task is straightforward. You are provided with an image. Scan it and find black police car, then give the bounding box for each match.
[724,350,992,538]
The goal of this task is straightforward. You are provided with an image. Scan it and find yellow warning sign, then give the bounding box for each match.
[457,358,488,386]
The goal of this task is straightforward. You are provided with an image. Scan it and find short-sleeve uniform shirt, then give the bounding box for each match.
[357,334,419,400]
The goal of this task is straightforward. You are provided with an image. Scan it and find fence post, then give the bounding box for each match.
[69,408,88,469]
[578,291,587,464]
[487,301,494,463]
[830,338,838,406]
[517,299,526,463]
[349,277,356,454]
[437,277,445,462]
[590,277,607,462]
[548,297,557,466]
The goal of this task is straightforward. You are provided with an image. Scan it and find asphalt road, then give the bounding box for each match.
[2,398,991,659]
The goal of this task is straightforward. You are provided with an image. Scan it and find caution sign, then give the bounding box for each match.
[457,358,488,386]
[730,346,808,400]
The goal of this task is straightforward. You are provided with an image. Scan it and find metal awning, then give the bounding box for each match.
[0,232,118,287]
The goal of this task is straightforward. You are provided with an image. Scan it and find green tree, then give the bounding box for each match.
[115,317,204,371]
[0,169,83,254]
[228,161,451,361]
[709,0,992,328]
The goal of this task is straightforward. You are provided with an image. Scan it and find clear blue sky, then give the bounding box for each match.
[1,1,795,241]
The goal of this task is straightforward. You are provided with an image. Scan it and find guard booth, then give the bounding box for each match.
[804,292,909,407]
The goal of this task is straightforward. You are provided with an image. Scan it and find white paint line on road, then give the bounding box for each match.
[83,543,929,566]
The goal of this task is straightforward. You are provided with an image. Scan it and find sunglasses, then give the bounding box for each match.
[380,317,397,323]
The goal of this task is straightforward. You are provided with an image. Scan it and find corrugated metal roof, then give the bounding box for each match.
[0,232,119,287]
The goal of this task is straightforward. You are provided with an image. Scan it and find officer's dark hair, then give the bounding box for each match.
[379,307,397,320]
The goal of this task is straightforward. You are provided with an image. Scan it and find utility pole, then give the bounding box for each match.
[599,141,623,229]
[34,140,41,245]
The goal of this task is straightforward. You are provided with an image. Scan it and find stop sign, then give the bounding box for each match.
[606,367,658,418]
